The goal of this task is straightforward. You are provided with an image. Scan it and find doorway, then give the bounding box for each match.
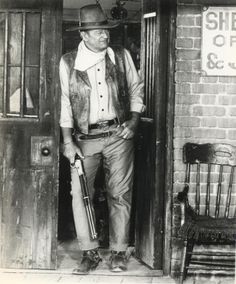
[57,0,146,272]
[0,0,172,274]
[57,0,168,274]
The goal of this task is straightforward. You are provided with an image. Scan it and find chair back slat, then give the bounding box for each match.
[225,167,234,218]
[183,143,236,218]
[196,163,200,215]
[215,165,223,218]
[205,164,211,216]
[185,163,190,185]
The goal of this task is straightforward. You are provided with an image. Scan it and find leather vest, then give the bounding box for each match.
[62,46,130,134]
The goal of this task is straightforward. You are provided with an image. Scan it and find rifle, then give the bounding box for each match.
[71,154,98,239]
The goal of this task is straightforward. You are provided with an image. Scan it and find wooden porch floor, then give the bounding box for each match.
[0,239,234,284]
[0,268,234,284]
[57,239,163,277]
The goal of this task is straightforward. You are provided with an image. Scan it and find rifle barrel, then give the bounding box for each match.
[75,160,98,240]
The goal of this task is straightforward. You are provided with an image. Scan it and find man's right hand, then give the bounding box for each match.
[63,141,84,164]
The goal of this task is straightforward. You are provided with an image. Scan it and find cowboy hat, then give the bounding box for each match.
[67,4,120,31]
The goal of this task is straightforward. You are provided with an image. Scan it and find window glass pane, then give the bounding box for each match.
[8,13,22,66]
[25,13,41,66]
[24,67,39,116]
[7,67,21,114]
[1,11,41,119]
[0,67,3,113]
[0,13,5,115]
[0,13,5,66]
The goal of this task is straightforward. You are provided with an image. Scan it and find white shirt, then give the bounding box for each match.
[60,41,144,128]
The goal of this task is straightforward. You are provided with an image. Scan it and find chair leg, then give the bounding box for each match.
[179,239,195,283]
[179,239,188,284]
[185,239,194,273]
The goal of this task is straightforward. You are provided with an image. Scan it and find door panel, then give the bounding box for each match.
[0,0,62,269]
[134,118,155,266]
[134,0,164,270]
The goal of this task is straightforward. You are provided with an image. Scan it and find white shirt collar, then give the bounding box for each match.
[74,41,116,71]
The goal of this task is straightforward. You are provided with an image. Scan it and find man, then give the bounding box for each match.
[59,3,144,273]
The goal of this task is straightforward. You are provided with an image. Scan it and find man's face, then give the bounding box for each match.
[81,29,110,53]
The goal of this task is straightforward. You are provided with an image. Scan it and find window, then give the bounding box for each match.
[143,12,157,118]
[0,10,41,119]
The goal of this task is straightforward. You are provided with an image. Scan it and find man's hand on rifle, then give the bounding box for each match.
[61,127,84,163]
[63,141,84,164]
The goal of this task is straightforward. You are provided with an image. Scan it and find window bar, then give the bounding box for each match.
[151,17,156,118]
[145,18,150,117]
[146,20,150,116]
[148,18,151,118]
[143,19,147,115]
[150,17,154,118]
[224,166,234,218]
[143,12,156,118]
[148,17,153,118]
[215,165,223,218]
[20,12,26,118]
[3,12,8,117]
[144,15,156,119]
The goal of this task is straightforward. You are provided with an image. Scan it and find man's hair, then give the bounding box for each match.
[79,30,86,39]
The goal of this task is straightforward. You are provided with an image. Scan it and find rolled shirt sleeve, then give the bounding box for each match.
[123,49,145,113]
[59,57,74,128]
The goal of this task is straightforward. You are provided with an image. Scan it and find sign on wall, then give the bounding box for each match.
[202,6,236,76]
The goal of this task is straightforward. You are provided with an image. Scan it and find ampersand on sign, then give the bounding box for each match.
[207,53,224,69]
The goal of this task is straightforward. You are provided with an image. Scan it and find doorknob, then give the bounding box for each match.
[31,136,54,166]
[41,147,51,156]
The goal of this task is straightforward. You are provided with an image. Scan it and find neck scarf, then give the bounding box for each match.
[74,41,116,71]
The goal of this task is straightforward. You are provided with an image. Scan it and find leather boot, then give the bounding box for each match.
[109,250,127,272]
[73,249,102,274]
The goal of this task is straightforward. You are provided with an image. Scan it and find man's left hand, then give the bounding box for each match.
[116,112,140,140]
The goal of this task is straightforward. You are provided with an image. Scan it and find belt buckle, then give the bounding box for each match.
[97,121,109,130]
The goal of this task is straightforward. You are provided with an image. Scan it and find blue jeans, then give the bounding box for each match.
[70,128,134,251]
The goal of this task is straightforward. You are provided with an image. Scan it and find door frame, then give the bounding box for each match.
[136,0,177,273]
[153,0,177,274]
[162,0,177,275]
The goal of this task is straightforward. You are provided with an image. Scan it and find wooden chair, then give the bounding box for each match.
[177,143,236,283]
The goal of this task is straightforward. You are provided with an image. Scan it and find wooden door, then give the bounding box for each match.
[134,0,168,269]
[0,0,62,269]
